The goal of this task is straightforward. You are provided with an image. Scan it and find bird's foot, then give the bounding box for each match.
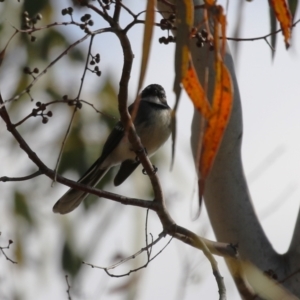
[135,147,148,162]
[142,165,158,175]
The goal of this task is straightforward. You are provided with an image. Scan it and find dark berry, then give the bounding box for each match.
[23,67,31,74]
[32,108,38,116]
[42,117,48,124]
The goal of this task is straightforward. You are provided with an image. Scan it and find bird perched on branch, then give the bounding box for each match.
[53,84,172,214]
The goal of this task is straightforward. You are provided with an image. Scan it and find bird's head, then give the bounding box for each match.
[141,84,168,106]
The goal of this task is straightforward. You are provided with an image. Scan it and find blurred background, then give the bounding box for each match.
[0,0,300,299]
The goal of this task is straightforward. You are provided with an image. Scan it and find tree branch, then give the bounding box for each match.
[0,170,42,182]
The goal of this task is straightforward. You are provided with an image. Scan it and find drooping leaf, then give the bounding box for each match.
[14,234,24,266]
[212,5,227,58]
[193,4,233,199]
[181,3,231,194]
[61,240,83,277]
[269,5,278,56]
[269,0,292,48]
[14,191,33,225]
[288,0,298,19]
[182,59,211,120]
[204,0,217,5]
[199,59,233,187]
[216,6,227,57]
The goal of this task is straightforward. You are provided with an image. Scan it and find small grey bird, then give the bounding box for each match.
[53,84,172,214]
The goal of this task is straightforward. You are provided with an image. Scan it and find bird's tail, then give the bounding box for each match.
[52,167,109,214]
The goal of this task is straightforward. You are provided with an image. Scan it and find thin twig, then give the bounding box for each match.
[225,19,300,42]
[3,34,90,105]
[264,37,275,51]
[145,209,151,258]
[12,99,112,128]
[12,20,83,34]
[76,35,95,100]
[279,268,300,284]
[65,275,72,300]
[80,99,115,119]
[0,170,42,182]
[83,232,164,271]
[82,233,172,278]
[52,106,78,186]
[0,236,17,264]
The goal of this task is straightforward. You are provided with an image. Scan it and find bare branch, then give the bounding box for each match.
[76,35,95,100]
[65,275,72,300]
[0,170,42,182]
[113,0,122,22]
[225,19,300,43]
[0,235,17,264]
[3,34,91,105]
[82,232,172,278]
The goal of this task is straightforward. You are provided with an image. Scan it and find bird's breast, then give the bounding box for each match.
[138,108,171,156]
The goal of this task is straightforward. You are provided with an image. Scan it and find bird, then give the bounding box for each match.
[53,84,172,214]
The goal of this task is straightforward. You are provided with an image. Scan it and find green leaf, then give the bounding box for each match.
[69,47,85,62]
[58,116,88,175]
[288,0,298,19]
[269,5,277,58]
[14,191,33,225]
[61,240,82,277]
[23,0,50,17]
[36,29,67,61]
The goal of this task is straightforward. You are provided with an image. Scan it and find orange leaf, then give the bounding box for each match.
[269,0,292,48]
[211,5,227,58]
[200,59,233,180]
[204,0,217,5]
[182,60,211,120]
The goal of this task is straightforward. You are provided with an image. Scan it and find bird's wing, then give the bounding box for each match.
[77,121,125,183]
[114,159,140,186]
[53,121,125,214]
[97,121,125,164]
